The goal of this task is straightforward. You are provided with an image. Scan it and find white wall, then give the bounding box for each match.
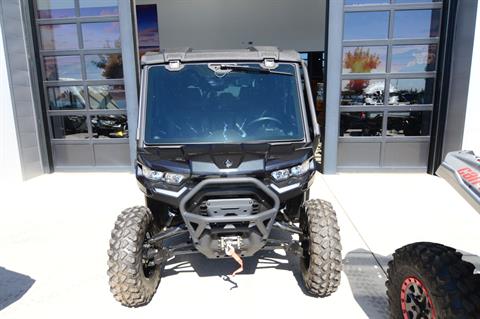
[463,3,480,154]
[0,21,22,182]
[135,0,326,52]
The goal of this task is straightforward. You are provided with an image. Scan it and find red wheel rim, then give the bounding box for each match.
[400,276,436,319]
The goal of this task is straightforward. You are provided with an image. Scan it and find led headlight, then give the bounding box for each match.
[271,169,290,181]
[271,160,312,181]
[290,160,310,177]
[164,172,186,185]
[141,166,164,181]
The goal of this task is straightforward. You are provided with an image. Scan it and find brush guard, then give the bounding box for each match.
[178,177,280,258]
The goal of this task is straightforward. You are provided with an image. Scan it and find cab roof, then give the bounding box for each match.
[141,46,302,66]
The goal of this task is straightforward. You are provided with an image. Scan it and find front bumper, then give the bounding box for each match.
[178,177,280,258]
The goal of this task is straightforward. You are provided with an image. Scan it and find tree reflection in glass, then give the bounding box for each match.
[85,53,123,80]
[343,47,385,73]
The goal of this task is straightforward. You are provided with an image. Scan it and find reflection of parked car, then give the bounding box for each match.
[91,114,128,138]
[387,111,426,136]
[64,115,87,134]
[340,112,382,136]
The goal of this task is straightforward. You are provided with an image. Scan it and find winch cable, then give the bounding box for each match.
[225,244,244,276]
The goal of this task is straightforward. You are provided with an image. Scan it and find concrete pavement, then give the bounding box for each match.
[0,172,478,318]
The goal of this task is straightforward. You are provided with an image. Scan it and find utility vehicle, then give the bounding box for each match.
[107,47,342,307]
[386,151,480,319]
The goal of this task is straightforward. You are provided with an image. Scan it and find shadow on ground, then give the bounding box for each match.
[0,266,35,310]
[164,250,305,291]
[161,229,308,292]
[343,249,391,319]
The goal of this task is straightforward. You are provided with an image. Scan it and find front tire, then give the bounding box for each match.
[300,199,342,297]
[386,242,480,319]
[107,206,162,307]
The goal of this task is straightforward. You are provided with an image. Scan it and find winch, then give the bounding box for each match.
[220,236,244,276]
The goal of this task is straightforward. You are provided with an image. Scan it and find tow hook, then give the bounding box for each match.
[220,236,244,276]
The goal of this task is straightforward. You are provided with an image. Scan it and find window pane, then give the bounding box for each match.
[43,56,82,81]
[92,115,128,139]
[88,85,126,110]
[344,12,389,40]
[395,0,441,3]
[391,45,437,73]
[144,64,304,144]
[85,54,123,79]
[389,78,435,105]
[39,24,78,50]
[79,0,119,16]
[50,116,88,139]
[136,4,160,58]
[345,0,388,4]
[341,79,385,105]
[47,86,85,110]
[343,46,387,74]
[81,22,121,49]
[394,10,441,39]
[387,111,431,136]
[340,112,383,136]
[37,0,75,19]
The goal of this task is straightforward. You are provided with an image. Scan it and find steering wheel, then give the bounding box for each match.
[246,116,283,129]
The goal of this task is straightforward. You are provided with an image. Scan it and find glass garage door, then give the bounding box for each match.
[34,0,130,168]
[338,0,443,170]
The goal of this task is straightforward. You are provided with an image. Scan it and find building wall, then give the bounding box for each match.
[463,2,480,154]
[0,0,46,180]
[0,16,22,182]
[135,0,326,51]
[440,0,478,161]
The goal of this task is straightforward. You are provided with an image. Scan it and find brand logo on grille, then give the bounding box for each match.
[225,159,233,168]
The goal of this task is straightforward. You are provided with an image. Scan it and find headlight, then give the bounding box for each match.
[142,166,164,181]
[164,172,185,185]
[140,165,187,185]
[271,160,312,181]
[290,160,310,177]
[271,169,290,182]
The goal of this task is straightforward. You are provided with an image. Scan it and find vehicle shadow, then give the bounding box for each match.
[162,229,308,292]
[0,266,35,311]
[343,249,391,319]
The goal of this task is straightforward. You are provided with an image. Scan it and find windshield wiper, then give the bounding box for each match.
[218,64,293,76]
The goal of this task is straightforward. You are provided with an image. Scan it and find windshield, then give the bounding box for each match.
[144,63,305,144]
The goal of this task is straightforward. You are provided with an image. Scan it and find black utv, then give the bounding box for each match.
[107,47,342,307]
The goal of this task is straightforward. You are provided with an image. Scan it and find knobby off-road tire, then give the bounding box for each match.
[107,206,162,307]
[386,242,480,319]
[300,199,342,297]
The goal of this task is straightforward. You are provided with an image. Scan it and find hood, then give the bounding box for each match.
[137,142,313,176]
